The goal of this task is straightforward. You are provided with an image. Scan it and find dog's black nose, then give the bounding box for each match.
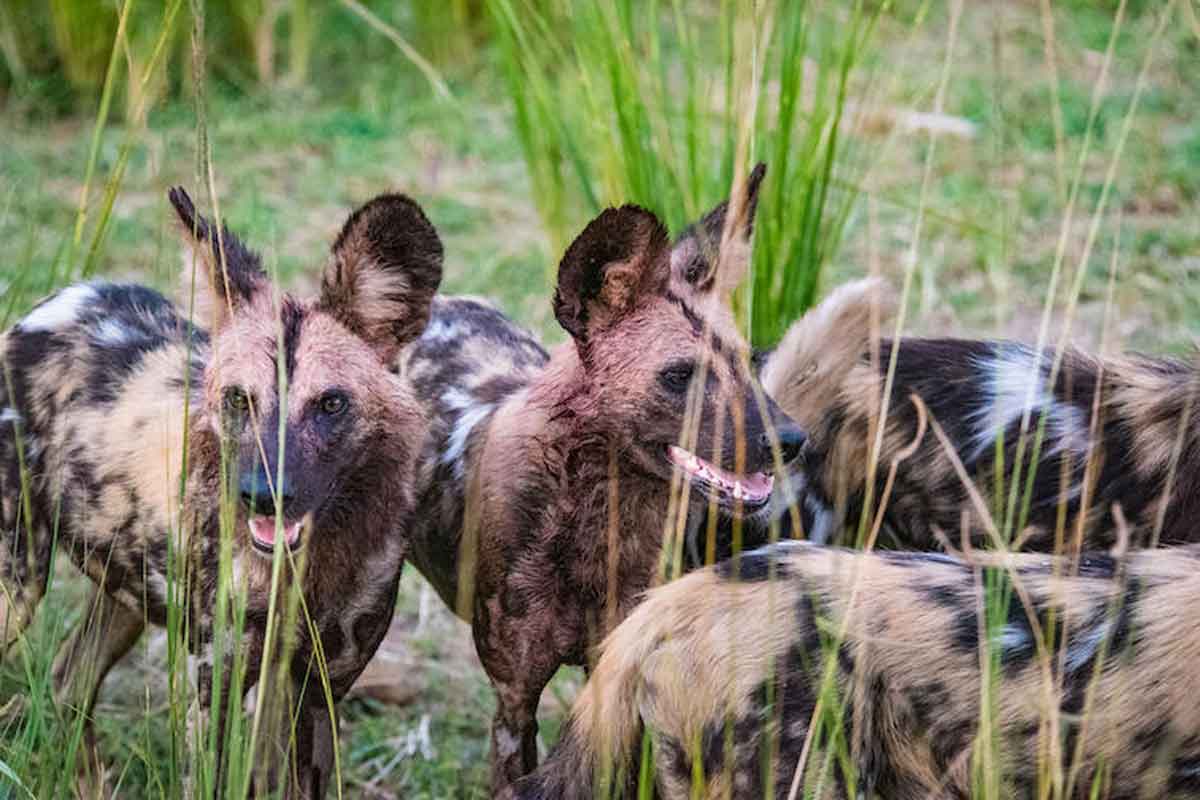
[763,425,807,466]
[239,469,293,517]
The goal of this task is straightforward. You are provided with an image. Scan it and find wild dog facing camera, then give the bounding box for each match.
[0,185,442,798]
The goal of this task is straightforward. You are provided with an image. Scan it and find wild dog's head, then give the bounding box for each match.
[171,187,442,558]
[553,181,805,520]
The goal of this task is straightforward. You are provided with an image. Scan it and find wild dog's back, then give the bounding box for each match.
[0,281,205,633]
[757,278,1200,551]
[513,541,1200,799]
[399,295,549,609]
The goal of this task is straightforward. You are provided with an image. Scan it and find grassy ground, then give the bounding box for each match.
[0,1,1198,797]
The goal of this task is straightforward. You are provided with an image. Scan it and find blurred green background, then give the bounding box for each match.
[0,1,1197,797]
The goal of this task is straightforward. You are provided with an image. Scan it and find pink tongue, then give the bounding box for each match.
[249,517,300,547]
[739,472,773,496]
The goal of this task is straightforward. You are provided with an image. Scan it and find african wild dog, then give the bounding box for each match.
[510,540,1200,799]
[0,186,441,797]
[399,167,807,789]
[693,275,1200,554]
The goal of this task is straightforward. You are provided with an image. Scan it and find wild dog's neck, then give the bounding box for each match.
[512,342,674,545]
[521,342,664,487]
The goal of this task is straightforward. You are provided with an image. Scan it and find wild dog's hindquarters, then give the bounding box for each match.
[749,278,1200,553]
[0,281,207,656]
[0,184,443,798]
[512,541,1200,800]
[399,166,807,791]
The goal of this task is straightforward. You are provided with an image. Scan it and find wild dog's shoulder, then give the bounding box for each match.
[14,281,199,339]
[8,281,204,368]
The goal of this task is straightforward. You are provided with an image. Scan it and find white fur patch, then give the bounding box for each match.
[969,345,1089,464]
[420,315,459,344]
[1064,618,1111,673]
[494,726,522,759]
[970,345,1046,460]
[92,317,135,347]
[805,494,835,545]
[243,684,259,716]
[18,284,99,332]
[147,571,169,608]
[997,623,1031,654]
[0,408,20,425]
[442,401,493,478]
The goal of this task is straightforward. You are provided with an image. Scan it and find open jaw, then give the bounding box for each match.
[667,445,774,508]
[246,515,305,555]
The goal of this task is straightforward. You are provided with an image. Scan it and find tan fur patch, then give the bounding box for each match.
[762,277,893,429]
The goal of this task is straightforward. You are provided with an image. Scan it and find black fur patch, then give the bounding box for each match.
[714,547,790,582]
[280,297,306,380]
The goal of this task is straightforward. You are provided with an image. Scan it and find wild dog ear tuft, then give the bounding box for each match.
[761,277,894,428]
[169,186,267,330]
[671,162,766,297]
[553,204,670,343]
[319,193,444,363]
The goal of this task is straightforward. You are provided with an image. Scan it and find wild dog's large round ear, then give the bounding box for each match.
[169,186,267,330]
[318,193,444,363]
[553,204,670,344]
[670,162,767,298]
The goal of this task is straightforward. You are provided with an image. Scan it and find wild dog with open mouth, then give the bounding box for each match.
[509,540,1200,799]
[693,276,1200,554]
[0,187,441,797]
[399,171,806,790]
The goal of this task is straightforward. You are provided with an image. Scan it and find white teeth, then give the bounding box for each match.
[669,444,771,502]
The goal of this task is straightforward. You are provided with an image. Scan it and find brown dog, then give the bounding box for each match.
[400,170,806,790]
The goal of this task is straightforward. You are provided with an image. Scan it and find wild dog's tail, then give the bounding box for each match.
[761,277,893,429]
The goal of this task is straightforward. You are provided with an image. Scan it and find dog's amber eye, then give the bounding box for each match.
[319,392,348,416]
[223,387,250,414]
[659,361,696,394]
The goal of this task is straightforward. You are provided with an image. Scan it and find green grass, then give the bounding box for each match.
[0,1,1198,797]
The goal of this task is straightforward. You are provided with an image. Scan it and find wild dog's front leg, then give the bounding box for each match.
[475,601,563,791]
[489,680,550,792]
[52,589,146,711]
[51,588,145,798]
[184,657,213,800]
[283,702,338,800]
[0,519,52,656]
[185,642,242,799]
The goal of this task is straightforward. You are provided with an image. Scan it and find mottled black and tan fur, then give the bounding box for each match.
[0,186,441,797]
[714,278,1200,553]
[512,540,1200,799]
